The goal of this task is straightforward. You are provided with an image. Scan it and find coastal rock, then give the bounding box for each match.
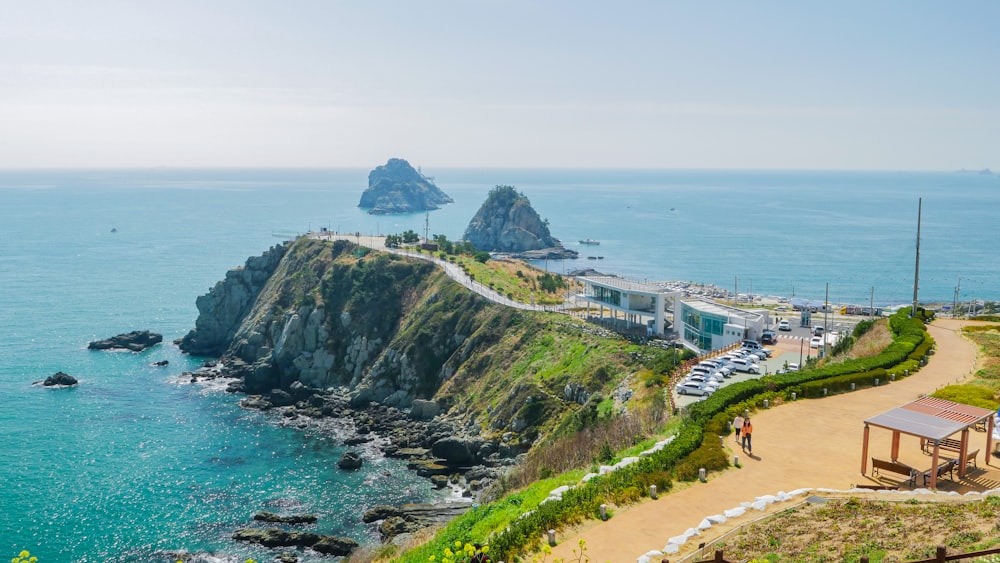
[253,511,318,524]
[88,330,163,352]
[463,185,576,258]
[152,360,169,366]
[409,399,440,421]
[39,371,78,387]
[358,158,453,215]
[232,528,358,556]
[363,505,404,523]
[431,437,476,466]
[337,451,364,470]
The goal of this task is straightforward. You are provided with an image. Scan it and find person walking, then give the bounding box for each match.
[742,417,753,454]
[733,414,744,444]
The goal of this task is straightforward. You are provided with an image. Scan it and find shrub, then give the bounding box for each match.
[674,435,729,481]
[932,385,1000,410]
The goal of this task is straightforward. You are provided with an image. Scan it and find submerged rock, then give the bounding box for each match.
[253,511,318,524]
[88,330,163,352]
[337,451,364,470]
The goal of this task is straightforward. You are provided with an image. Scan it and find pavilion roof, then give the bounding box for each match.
[864,396,994,441]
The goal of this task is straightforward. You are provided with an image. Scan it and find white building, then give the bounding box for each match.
[576,276,674,336]
[675,298,766,352]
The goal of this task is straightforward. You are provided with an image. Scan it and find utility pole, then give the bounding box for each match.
[954,277,962,317]
[823,282,830,358]
[911,198,922,318]
[870,286,875,318]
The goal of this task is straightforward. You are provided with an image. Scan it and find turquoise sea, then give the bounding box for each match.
[1,168,998,561]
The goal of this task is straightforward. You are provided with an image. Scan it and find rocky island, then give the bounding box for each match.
[358,158,453,215]
[463,185,578,259]
[88,330,163,352]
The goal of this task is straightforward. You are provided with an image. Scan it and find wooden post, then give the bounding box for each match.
[891,430,901,461]
[861,424,871,475]
[959,428,970,478]
[988,415,995,466]
[930,444,941,489]
[714,549,725,562]
[936,545,946,563]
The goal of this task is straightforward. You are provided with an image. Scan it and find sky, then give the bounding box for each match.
[1,1,998,170]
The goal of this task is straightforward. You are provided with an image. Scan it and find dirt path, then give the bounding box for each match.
[550,319,988,563]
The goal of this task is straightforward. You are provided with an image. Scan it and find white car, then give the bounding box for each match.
[729,358,760,373]
[699,361,733,377]
[685,374,723,386]
[810,336,823,348]
[676,381,712,396]
[778,319,791,331]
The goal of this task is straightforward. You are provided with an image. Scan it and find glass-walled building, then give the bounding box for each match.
[577,276,670,336]
[677,299,766,352]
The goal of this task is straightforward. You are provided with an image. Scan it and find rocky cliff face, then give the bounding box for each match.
[179,243,288,356]
[180,237,641,452]
[358,158,453,215]
[463,185,560,253]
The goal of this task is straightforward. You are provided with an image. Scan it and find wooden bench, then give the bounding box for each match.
[922,459,956,486]
[871,458,917,486]
[921,437,962,454]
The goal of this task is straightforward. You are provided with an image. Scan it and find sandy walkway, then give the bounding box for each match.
[550,319,993,563]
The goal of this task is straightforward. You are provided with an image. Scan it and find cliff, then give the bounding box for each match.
[179,237,647,448]
[463,185,576,258]
[358,158,453,215]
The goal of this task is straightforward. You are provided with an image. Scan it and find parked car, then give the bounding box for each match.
[744,346,772,358]
[778,319,791,331]
[676,381,712,396]
[810,335,823,348]
[685,374,723,386]
[813,325,825,336]
[761,329,777,344]
[699,360,733,377]
[729,358,760,373]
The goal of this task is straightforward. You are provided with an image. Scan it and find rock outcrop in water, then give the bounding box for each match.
[37,371,78,386]
[463,185,577,258]
[88,330,163,352]
[358,158,453,215]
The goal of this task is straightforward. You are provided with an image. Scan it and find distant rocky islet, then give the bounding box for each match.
[463,185,578,259]
[358,158,453,215]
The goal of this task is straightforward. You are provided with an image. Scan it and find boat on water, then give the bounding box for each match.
[579,239,600,245]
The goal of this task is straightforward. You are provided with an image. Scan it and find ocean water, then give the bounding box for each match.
[1,168,998,561]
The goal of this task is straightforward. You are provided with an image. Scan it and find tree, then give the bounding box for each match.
[474,251,491,263]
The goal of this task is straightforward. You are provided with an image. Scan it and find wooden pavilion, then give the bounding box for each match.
[861,396,995,488]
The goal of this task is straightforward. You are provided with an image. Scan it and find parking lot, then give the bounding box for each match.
[673,336,837,409]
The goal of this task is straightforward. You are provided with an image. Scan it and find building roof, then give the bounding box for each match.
[864,396,994,441]
[681,298,765,323]
[578,276,669,296]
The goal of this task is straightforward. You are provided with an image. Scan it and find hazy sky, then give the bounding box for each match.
[2,1,998,169]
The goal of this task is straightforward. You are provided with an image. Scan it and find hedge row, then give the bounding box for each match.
[489,421,705,559]
[480,310,935,560]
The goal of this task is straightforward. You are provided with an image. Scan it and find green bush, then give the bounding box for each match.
[932,384,1000,410]
[674,435,729,481]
